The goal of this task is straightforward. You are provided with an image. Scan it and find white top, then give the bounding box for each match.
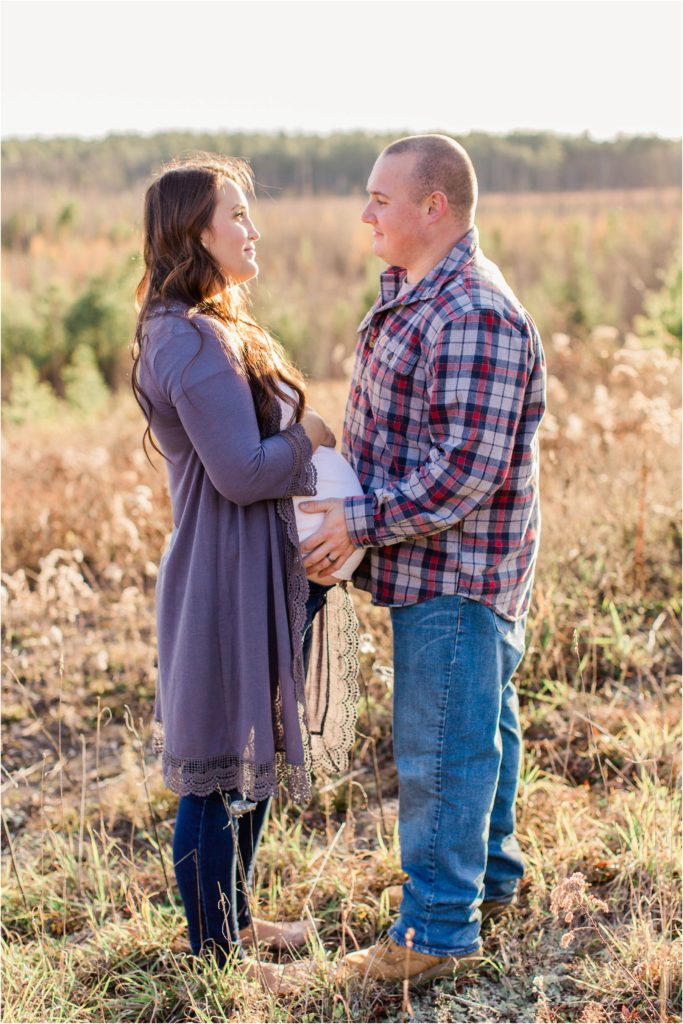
[278,386,366,580]
[397,279,416,299]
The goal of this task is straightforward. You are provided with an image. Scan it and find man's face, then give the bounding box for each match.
[361,152,428,269]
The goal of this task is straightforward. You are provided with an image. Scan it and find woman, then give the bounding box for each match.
[132,154,358,986]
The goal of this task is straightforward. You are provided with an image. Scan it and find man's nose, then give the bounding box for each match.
[361,202,375,224]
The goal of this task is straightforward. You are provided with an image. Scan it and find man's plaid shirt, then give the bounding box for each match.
[341,227,546,620]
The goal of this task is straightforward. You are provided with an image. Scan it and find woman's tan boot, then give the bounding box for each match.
[239,917,313,950]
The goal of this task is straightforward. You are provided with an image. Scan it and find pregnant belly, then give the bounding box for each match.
[292,447,366,580]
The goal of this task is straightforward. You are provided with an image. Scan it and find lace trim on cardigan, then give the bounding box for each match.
[306,584,360,776]
[279,422,316,498]
[274,410,361,779]
[152,722,311,801]
[274,526,315,796]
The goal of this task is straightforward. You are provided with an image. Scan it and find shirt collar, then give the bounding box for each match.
[378,226,479,308]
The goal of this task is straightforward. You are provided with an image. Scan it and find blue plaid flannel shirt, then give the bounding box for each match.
[341,227,547,620]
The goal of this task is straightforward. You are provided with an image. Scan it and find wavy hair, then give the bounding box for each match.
[132,153,306,458]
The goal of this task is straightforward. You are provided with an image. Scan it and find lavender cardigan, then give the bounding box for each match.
[138,303,325,801]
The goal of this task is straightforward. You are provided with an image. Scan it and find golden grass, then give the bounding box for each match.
[2,315,681,1021]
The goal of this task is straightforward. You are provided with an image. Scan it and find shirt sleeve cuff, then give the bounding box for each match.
[344,494,377,547]
[279,422,317,498]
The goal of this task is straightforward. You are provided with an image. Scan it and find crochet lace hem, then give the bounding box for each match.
[152,722,311,801]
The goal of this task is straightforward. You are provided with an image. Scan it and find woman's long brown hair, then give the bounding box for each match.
[131,153,306,459]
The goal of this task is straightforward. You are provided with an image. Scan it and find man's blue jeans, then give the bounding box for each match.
[388,594,527,957]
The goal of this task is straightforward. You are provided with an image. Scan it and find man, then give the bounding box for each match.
[300,134,546,986]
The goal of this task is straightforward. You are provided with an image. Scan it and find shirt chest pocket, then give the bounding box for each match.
[368,331,422,379]
[364,332,426,428]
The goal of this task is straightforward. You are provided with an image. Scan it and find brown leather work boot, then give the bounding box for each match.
[382,885,517,926]
[480,895,518,925]
[382,884,404,911]
[337,936,483,988]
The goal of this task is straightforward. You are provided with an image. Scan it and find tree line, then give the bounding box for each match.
[2,130,680,195]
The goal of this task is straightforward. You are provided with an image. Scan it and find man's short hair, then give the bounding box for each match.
[382,134,478,224]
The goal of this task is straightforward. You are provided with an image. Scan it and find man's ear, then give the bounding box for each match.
[426,191,449,221]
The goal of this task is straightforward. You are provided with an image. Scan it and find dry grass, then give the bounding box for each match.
[3,189,681,386]
[2,172,681,1024]
[2,313,681,1021]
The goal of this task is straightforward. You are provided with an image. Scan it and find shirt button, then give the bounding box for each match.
[367,339,376,350]
[355,384,361,395]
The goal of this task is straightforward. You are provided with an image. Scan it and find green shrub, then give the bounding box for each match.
[63,274,135,388]
[2,284,69,385]
[635,253,682,353]
[63,345,110,414]
[3,358,62,425]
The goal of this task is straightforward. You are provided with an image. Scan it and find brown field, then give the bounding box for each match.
[1,183,682,1022]
[2,188,681,386]
[2,327,681,1021]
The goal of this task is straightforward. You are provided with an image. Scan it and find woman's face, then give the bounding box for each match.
[201,180,260,284]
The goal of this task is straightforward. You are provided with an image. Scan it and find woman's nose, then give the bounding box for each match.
[248,220,260,241]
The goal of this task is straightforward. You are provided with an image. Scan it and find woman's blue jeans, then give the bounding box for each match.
[387,594,527,957]
[172,581,330,964]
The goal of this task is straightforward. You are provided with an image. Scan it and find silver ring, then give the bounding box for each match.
[327,553,335,564]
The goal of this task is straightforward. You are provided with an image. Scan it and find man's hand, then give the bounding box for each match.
[299,498,356,583]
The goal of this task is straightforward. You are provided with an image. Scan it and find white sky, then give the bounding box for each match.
[1,0,681,140]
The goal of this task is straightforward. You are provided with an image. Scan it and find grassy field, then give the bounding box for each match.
[2,304,681,1022]
[2,176,682,1022]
